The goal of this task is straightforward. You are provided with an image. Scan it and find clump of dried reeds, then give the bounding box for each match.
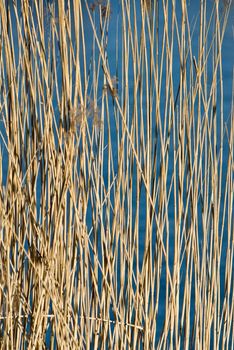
[0,0,233,348]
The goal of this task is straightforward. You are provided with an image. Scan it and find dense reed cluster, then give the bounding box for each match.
[0,0,233,348]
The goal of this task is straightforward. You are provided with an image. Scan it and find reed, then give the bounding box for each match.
[0,0,233,348]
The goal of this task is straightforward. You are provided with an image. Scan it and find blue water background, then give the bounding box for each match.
[0,0,233,347]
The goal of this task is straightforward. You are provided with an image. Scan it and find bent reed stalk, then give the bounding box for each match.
[0,0,233,349]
